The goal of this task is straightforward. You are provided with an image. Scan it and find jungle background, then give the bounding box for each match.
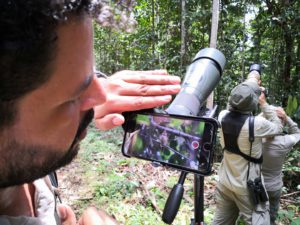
[57,0,300,224]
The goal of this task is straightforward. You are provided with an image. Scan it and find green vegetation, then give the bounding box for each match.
[70,124,299,224]
[94,0,300,116]
[74,125,218,224]
[69,1,300,224]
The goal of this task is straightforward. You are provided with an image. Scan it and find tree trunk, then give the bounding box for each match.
[207,0,220,110]
[180,0,187,73]
[151,0,155,64]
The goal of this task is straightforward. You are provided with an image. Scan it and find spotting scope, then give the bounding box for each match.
[162,48,226,224]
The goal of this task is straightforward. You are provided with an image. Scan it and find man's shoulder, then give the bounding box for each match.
[218,110,229,120]
[254,114,273,123]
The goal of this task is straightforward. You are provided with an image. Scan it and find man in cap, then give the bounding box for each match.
[212,82,283,225]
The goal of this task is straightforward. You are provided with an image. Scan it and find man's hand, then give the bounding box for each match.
[58,204,119,225]
[276,107,287,123]
[78,208,119,225]
[258,87,267,106]
[94,70,181,130]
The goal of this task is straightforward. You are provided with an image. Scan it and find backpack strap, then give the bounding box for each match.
[222,113,263,164]
[248,115,263,164]
[48,171,62,203]
[48,172,58,188]
[246,115,263,180]
[249,115,255,143]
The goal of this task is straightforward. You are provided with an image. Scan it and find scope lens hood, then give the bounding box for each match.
[192,48,226,74]
[249,64,261,74]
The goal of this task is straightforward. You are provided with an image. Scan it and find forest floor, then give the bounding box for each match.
[56,125,299,225]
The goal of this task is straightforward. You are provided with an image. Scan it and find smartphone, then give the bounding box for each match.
[121,111,219,175]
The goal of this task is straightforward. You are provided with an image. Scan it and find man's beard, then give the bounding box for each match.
[0,109,94,188]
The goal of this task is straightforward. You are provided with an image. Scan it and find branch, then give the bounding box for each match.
[139,179,162,215]
[280,198,299,204]
[281,191,300,198]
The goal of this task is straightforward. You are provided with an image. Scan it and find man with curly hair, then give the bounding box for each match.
[0,1,181,224]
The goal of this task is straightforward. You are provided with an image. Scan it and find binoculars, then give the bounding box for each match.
[247,177,269,205]
[262,88,269,98]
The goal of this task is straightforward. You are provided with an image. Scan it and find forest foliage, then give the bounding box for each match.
[63,1,300,224]
[92,0,300,216]
[94,0,300,117]
[94,0,299,178]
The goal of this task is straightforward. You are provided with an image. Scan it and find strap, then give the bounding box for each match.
[48,172,62,203]
[239,150,262,164]
[247,116,253,180]
[249,115,255,143]
[48,172,58,188]
[248,115,263,163]
[247,115,263,180]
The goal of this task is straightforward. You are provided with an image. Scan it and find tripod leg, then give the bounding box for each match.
[162,172,187,224]
[194,174,205,225]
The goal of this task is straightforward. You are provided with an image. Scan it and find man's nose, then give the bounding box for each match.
[80,76,107,111]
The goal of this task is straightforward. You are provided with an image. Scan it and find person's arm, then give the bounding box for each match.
[93,70,181,130]
[256,93,283,137]
[286,116,300,135]
[280,116,300,149]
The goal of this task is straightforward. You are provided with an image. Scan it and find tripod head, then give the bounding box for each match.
[162,48,226,224]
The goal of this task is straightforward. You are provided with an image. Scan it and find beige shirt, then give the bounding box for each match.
[0,177,58,225]
[262,117,300,191]
[217,103,283,195]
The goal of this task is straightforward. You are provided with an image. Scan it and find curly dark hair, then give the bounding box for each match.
[0,0,92,128]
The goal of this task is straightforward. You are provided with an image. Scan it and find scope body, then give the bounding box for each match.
[167,48,226,116]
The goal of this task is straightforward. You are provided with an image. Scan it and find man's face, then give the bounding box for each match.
[0,17,106,188]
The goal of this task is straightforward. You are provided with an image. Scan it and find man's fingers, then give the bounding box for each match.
[78,207,119,225]
[125,74,181,85]
[58,204,77,225]
[112,70,181,85]
[116,83,181,96]
[94,95,172,119]
[94,114,125,131]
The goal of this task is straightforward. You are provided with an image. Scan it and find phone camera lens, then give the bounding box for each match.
[203,142,211,151]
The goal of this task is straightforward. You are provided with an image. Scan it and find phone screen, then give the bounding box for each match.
[121,112,218,175]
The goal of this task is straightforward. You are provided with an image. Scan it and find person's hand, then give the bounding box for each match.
[276,107,287,123]
[58,204,119,225]
[78,207,119,225]
[258,87,267,106]
[58,204,76,225]
[94,69,181,130]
